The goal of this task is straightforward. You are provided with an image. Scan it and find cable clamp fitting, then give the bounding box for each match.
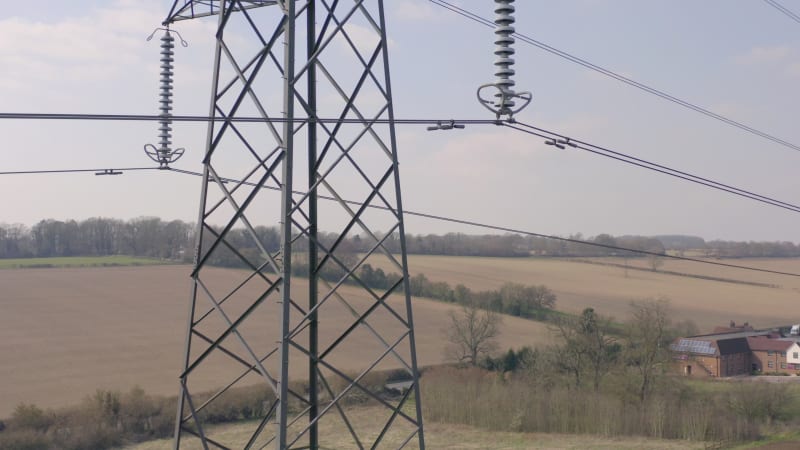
[95,169,123,176]
[427,120,465,131]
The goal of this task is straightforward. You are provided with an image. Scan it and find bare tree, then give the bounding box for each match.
[647,254,664,272]
[443,303,502,366]
[625,298,671,403]
[552,308,619,390]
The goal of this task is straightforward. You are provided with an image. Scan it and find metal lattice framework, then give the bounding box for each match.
[167,1,425,448]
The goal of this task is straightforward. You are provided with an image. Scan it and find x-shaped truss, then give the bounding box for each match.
[170,1,425,449]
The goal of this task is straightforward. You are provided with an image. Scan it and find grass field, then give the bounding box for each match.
[124,405,704,450]
[0,255,170,269]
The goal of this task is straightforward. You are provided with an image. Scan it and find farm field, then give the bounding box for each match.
[0,255,170,269]
[369,255,800,333]
[4,255,800,419]
[125,405,704,450]
[0,265,554,418]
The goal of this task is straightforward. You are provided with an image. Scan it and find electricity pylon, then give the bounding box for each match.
[163,1,425,448]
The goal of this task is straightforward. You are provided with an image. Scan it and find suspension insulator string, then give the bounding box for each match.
[477,0,532,120]
[144,27,187,168]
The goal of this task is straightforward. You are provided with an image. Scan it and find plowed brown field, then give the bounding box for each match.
[0,265,554,417]
[4,255,797,418]
[389,255,800,332]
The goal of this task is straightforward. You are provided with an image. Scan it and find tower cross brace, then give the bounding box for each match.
[165,1,425,448]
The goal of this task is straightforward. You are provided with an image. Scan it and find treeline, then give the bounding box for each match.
[703,239,800,258]
[403,272,557,320]
[0,218,193,261]
[355,263,558,321]
[3,218,800,260]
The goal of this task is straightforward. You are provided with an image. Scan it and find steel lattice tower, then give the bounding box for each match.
[164,1,425,448]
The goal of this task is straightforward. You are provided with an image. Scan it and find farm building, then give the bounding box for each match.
[670,323,800,377]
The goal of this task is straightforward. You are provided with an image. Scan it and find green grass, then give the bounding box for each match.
[0,255,174,269]
[728,430,800,449]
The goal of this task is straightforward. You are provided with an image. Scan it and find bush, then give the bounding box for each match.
[0,429,52,450]
[119,386,174,441]
[196,384,275,424]
[10,404,52,432]
[420,366,761,442]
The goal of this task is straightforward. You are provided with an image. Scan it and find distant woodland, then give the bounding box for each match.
[1,217,799,260]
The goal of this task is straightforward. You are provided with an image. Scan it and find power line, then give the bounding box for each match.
[2,163,797,277]
[428,0,800,154]
[0,112,498,126]
[164,167,800,279]
[764,0,800,24]
[0,167,160,175]
[503,120,800,214]
[4,115,800,216]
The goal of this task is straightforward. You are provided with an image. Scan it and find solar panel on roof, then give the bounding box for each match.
[670,339,716,355]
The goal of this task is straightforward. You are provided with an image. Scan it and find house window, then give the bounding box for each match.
[782,352,787,357]
[794,352,798,359]
[781,363,787,369]
[768,351,774,356]
[768,361,775,369]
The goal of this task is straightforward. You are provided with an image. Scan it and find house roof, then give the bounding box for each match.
[715,337,750,355]
[712,322,755,334]
[689,329,772,340]
[747,336,793,352]
[670,337,750,356]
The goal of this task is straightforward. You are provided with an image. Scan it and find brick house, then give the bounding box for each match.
[671,336,751,377]
[747,336,793,373]
[671,325,800,377]
[786,342,800,373]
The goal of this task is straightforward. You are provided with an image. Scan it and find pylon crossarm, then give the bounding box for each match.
[164,1,277,24]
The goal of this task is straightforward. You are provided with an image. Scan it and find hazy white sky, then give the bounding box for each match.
[1,0,799,242]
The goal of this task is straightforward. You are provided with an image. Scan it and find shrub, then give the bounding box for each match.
[0,429,52,450]
[10,404,53,432]
[119,386,174,441]
[196,384,275,424]
[420,366,761,442]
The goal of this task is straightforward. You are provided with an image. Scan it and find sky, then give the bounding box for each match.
[1,0,799,242]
